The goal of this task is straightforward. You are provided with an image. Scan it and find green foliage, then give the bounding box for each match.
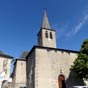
[71,39,88,79]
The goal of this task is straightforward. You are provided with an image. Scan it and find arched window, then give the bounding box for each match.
[58,74,66,88]
[45,31,48,38]
[50,32,53,39]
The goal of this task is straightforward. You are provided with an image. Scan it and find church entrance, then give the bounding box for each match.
[58,74,66,88]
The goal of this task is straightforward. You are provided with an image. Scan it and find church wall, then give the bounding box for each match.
[13,60,26,88]
[26,49,35,88]
[35,48,78,88]
[35,48,52,88]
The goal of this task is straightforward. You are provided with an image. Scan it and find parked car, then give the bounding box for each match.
[73,86,88,88]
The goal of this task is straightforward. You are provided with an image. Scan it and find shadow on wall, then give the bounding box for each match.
[66,71,84,88]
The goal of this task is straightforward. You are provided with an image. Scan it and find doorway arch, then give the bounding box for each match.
[58,74,66,88]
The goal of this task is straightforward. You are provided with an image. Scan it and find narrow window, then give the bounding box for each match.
[50,32,53,39]
[45,31,48,38]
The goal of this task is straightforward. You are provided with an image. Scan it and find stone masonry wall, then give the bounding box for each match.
[35,48,78,88]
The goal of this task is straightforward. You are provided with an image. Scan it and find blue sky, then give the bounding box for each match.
[0,0,88,58]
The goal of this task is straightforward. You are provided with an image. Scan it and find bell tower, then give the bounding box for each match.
[37,9,56,48]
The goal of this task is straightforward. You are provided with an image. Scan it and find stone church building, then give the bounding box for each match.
[12,10,85,88]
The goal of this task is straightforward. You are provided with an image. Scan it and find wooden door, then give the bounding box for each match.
[58,74,66,88]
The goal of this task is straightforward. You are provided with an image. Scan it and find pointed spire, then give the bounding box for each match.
[41,9,51,29]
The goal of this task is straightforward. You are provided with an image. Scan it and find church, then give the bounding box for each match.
[12,10,85,88]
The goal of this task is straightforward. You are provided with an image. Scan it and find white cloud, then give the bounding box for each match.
[66,14,88,37]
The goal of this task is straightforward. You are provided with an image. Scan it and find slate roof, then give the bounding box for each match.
[20,51,29,59]
[0,51,13,58]
[41,9,51,29]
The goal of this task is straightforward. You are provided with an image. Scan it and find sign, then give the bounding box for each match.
[0,71,5,88]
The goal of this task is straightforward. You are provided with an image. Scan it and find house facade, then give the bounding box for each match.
[0,51,13,88]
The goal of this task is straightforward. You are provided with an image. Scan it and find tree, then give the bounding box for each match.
[71,39,88,79]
